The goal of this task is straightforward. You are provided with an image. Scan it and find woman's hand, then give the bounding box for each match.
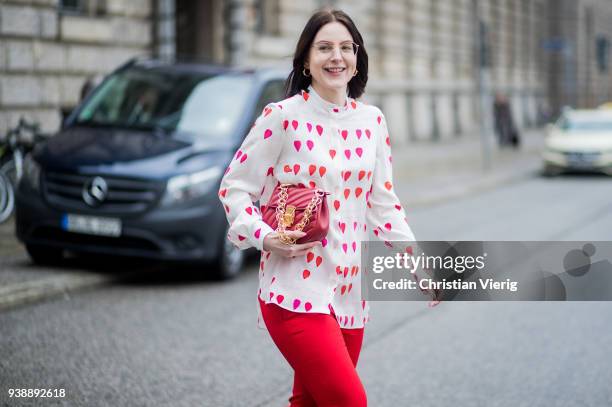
[262,231,322,258]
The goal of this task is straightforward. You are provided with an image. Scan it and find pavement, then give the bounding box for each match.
[0,128,546,312]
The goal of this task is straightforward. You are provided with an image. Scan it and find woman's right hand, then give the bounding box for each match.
[262,230,322,258]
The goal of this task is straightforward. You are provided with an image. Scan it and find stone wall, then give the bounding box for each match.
[0,0,154,134]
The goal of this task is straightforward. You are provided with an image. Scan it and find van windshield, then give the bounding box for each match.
[75,68,254,140]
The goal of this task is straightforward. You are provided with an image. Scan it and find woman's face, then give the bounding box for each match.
[306,22,358,95]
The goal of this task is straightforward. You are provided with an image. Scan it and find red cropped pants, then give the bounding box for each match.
[259,297,367,407]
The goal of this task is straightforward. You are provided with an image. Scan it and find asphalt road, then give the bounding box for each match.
[1,173,611,407]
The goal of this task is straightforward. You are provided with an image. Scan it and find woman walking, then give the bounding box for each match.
[219,8,416,406]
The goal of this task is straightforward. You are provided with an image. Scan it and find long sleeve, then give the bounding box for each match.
[218,103,285,251]
[365,112,416,244]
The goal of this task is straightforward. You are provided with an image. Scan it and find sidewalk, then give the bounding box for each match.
[0,127,546,311]
[393,128,545,207]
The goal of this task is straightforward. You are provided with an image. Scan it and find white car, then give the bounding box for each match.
[542,109,612,176]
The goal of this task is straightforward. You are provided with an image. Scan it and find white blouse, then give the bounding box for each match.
[219,85,416,330]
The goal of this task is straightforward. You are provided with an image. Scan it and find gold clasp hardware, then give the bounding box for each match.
[281,205,296,228]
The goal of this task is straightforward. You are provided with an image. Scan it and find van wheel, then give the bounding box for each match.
[213,229,245,280]
[26,244,64,266]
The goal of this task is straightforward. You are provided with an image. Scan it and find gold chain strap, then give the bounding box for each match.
[274,184,323,245]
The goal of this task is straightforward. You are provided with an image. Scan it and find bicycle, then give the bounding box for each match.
[0,118,49,223]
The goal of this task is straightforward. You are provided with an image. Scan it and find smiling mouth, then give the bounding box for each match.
[324,67,346,73]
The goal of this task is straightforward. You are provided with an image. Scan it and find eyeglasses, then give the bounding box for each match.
[312,41,359,56]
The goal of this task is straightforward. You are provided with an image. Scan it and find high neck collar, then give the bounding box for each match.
[301,85,358,116]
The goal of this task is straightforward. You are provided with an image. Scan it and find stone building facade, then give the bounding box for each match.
[0,0,152,133]
[2,0,612,143]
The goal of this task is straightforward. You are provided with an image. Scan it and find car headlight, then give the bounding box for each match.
[23,154,41,191]
[161,166,222,206]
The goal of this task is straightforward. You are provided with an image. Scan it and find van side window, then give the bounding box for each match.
[254,80,285,118]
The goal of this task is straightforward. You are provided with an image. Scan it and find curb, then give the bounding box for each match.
[0,273,116,312]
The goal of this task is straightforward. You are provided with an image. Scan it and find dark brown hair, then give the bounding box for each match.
[284,9,368,99]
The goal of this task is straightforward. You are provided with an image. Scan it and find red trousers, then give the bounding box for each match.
[259,297,367,407]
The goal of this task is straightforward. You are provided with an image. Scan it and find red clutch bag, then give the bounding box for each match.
[261,183,330,245]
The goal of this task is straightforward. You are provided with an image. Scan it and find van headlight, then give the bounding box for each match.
[161,166,222,206]
[23,155,41,191]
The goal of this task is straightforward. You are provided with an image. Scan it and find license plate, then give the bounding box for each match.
[61,214,122,237]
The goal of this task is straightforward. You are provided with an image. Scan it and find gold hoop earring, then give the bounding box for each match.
[353,69,358,77]
[302,68,311,77]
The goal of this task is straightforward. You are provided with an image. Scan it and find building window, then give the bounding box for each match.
[256,0,280,36]
[596,36,610,73]
[59,0,106,16]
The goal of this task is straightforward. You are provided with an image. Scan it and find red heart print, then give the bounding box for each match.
[264,129,272,139]
[283,120,289,130]
[238,235,245,241]
[384,181,392,190]
[276,295,284,304]
[264,106,272,117]
[342,244,348,253]
[336,266,342,275]
[351,101,357,109]
[307,123,312,132]
[343,188,350,199]
[309,165,316,176]
[344,149,351,159]
[293,164,300,175]
[292,299,301,310]
[316,125,323,136]
[308,181,316,188]
[318,166,326,176]
[358,170,366,181]
[305,302,312,312]
[339,222,346,233]
[367,171,372,180]
[348,283,353,293]
[352,241,357,252]
[386,136,391,146]
[266,167,274,176]
[245,207,253,215]
[303,92,309,101]
[395,204,401,210]
[271,277,276,284]
[343,266,348,277]
[329,149,336,159]
[240,154,248,163]
[294,141,301,151]
[365,129,371,139]
[292,120,298,130]
[334,200,340,211]
[343,171,351,181]
[306,140,314,150]
[270,292,274,300]
[341,130,348,140]
[377,116,382,124]
[321,237,327,247]
[235,150,242,160]
[356,147,363,157]
[219,189,227,198]
[356,129,362,139]
[355,187,363,198]
[353,222,358,231]
[254,228,261,238]
[283,165,291,173]
[315,256,322,267]
[373,229,379,237]
[306,252,314,262]
[302,269,311,279]
[341,285,347,295]
[385,222,392,230]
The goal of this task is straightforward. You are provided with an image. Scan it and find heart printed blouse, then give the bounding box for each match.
[219,85,416,330]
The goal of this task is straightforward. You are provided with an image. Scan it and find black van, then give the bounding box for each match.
[15,59,287,279]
